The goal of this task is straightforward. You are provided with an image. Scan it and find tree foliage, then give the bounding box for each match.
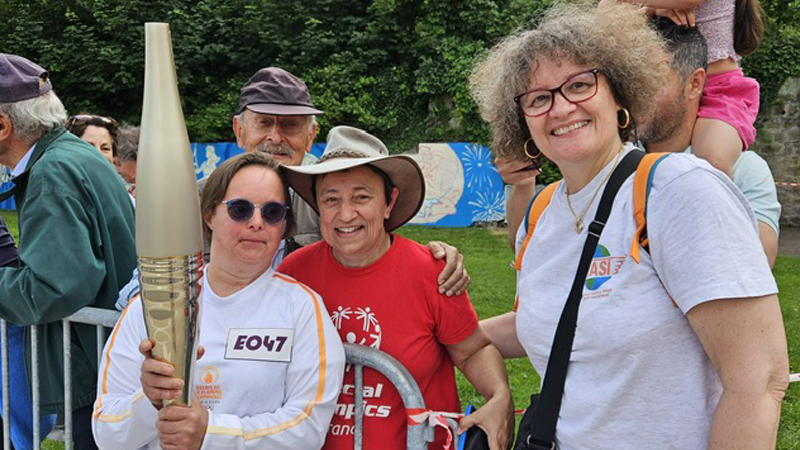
[1,0,797,172]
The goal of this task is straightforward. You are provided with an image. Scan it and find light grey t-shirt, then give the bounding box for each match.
[684,147,781,236]
[514,146,777,449]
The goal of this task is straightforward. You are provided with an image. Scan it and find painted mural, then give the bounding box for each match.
[408,143,464,224]
[0,167,15,211]
[1,142,506,227]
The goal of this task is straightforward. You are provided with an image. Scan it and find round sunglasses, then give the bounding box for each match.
[222,199,289,225]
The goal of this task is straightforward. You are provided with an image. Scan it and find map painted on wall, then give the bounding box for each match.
[408,143,465,224]
[408,143,504,227]
[0,167,14,210]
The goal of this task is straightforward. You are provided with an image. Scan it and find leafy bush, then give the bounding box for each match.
[0,0,797,158]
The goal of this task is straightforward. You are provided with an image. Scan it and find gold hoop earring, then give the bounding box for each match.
[618,108,631,129]
[523,138,541,160]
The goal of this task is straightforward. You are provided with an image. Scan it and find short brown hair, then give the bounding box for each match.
[200,152,296,241]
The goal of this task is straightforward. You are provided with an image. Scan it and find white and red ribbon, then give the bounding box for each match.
[407,408,464,450]
[776,181,800,187]
[790,373,800,383]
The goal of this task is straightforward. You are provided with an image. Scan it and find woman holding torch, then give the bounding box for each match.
[92,153,345,450]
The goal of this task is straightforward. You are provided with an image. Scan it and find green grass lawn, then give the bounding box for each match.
[1,209,796,448]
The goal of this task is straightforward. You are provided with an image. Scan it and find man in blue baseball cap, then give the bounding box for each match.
[0,53,136,450]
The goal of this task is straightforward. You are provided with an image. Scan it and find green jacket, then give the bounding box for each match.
[0,127,136,414]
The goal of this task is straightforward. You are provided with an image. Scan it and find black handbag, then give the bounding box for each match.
[514,150,645,450]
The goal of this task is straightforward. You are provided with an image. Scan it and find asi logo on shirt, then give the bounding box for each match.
[225,328,294,362]
[585,244,625,291]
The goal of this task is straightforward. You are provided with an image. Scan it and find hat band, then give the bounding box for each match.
[317,149,370,163]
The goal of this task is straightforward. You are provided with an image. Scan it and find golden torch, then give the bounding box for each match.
[136,22,204,407]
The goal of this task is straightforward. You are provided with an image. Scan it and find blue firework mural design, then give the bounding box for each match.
[469,191,505,222]
[462,144,498,191]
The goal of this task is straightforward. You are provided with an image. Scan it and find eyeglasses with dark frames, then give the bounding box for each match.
[514,69,602,117]
[222,199,290,225]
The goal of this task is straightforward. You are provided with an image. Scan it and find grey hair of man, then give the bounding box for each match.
[652,17,708,82]
[0,91,67,142]
[117,124,140,163]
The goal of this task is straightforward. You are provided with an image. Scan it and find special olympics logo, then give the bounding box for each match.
[330,306,382,350]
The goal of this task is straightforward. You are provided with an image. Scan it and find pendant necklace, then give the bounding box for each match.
[565,145,624,234]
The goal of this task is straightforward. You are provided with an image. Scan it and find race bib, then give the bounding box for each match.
[225,328,294,362]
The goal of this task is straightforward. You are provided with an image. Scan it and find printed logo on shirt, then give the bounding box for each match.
[330,306,382,350]
[199,365,219,384]
[196,365,222,410]
[225,328,294,362]
[585,244,625,291]
[328,305,393,435]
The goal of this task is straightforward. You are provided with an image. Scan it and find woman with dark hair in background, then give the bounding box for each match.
[67,114,119,165]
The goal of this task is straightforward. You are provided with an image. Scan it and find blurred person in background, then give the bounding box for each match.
[67,113,119,166]
[116,124,138,197]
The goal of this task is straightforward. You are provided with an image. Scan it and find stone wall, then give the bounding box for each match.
[751,77,800,227]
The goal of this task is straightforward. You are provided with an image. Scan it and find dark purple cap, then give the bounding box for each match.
[0,54,52,103]
[237,67,323,116]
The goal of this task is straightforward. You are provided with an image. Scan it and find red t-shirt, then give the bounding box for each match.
[279,235,478,450]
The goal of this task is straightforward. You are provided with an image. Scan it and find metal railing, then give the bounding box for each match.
[343,343,430,450]
[1,309,432,450]
[0,307,121,450]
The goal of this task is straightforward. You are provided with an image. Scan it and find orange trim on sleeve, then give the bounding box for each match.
[273,273,327,406]
[93,295,138,417]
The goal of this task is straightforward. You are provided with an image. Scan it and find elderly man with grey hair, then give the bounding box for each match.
[0,53,136,450]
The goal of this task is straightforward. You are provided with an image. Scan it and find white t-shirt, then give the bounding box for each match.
[93,267,346,450]
[514,144,777,450]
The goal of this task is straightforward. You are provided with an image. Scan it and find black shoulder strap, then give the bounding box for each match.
[525,149,644,450]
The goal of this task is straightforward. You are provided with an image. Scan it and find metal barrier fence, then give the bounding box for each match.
[0,307,122,450]
[0,309,431,450]
[343,343,429,450]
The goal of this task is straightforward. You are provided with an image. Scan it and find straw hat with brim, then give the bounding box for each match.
[281,126,425,232]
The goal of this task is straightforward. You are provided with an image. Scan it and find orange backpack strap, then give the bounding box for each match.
[512,181,560,311]
[630,152,672,263]
[513,181,561,271]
